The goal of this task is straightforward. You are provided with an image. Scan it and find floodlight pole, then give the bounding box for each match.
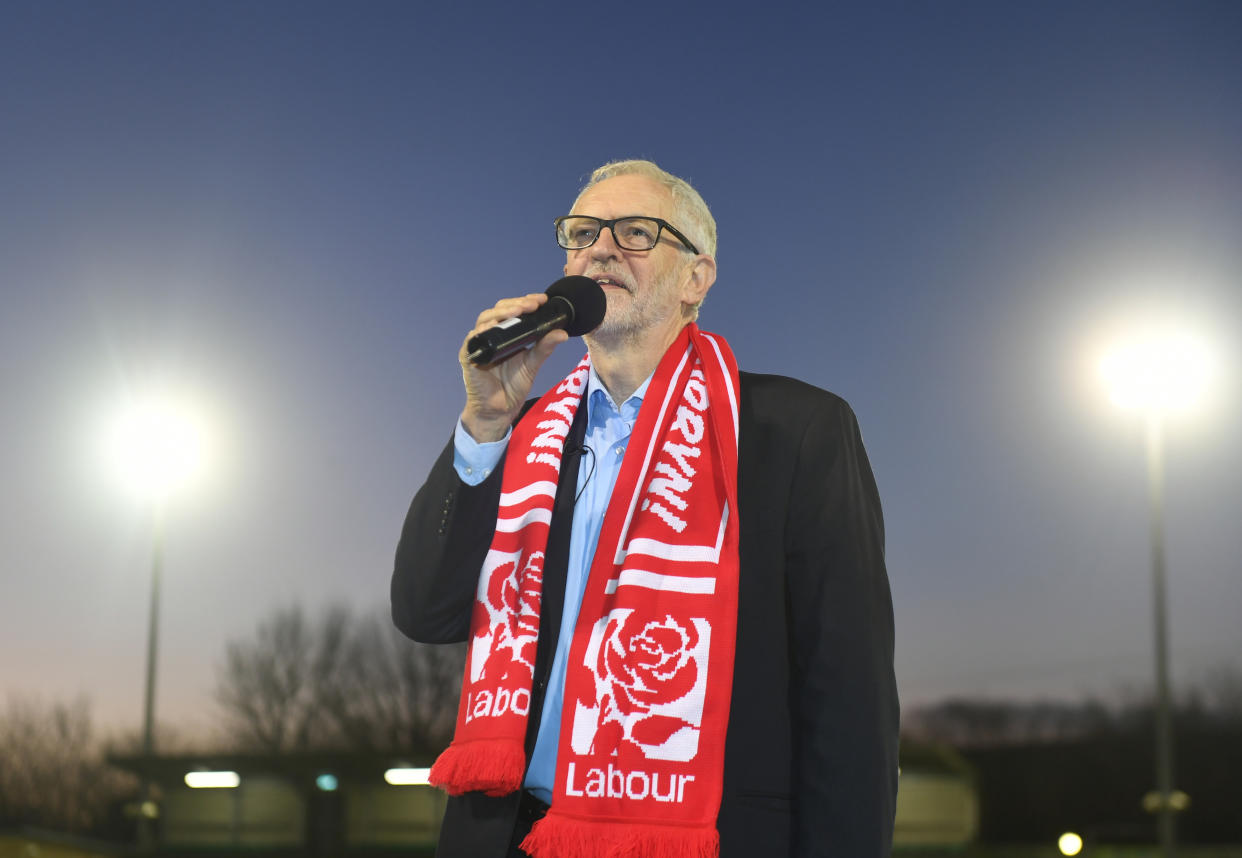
[138,504,165,851]
[1145,414,1175,858]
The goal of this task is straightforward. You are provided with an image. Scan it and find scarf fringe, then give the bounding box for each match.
[428,739,525,797]
[521,813,719,858]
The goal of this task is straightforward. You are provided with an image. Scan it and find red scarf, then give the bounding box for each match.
[431,324,741,858]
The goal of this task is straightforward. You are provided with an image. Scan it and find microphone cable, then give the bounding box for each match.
[565,441,596,504]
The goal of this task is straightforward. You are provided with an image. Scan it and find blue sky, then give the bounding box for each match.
[2,1,1240,735]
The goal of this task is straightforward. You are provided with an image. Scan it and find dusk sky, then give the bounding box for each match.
[3,1,1240,739]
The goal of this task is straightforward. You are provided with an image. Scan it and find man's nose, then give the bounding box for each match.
[590,224,621,259]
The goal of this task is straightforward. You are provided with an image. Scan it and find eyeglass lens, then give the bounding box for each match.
[558,217,661,251]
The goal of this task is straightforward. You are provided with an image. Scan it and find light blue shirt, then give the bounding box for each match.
[453,367,649,802]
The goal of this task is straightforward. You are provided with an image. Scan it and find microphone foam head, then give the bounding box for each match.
[546,275,607,337]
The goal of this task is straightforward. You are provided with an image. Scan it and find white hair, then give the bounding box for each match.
[574,159,717,260]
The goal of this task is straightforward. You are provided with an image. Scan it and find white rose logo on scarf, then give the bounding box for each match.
[572,608,711,762]
[469,550,543,688]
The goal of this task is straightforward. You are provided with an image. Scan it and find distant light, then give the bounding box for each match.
[1099,328,1215,415]
[185,771,240,789]
[316,773,339,792]
[1058,832,1083,856]
[385,767,432,786]
[1142,789,1192,813]
[104,391,210,501]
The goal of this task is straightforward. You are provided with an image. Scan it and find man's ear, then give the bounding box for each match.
[681,255,717,307]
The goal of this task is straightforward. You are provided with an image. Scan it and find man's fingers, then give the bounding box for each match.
[531,328,569,359]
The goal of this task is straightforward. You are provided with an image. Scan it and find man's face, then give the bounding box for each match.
[563,174,696,348]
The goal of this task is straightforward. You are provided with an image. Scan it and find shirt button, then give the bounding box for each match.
[615,446,625,456]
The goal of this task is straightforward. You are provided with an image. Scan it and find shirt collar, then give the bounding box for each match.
[585,364,650,427]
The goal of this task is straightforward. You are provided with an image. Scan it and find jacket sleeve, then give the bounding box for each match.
[785,396,899,857]
[391,434,506,644]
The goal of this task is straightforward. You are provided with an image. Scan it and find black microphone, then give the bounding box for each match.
[466,275,606,366]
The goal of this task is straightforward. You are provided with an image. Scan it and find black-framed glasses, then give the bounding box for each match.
[554,215,701,255]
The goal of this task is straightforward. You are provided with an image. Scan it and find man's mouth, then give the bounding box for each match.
[591,274,630,292]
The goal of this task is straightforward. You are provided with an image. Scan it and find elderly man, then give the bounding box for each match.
[392,159,898,858]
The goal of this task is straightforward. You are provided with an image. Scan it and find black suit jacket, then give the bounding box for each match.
[392,372,899,857]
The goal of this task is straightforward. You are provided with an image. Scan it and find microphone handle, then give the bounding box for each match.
[466,299,571,366]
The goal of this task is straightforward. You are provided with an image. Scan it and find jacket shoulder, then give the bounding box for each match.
[738,371,855,422]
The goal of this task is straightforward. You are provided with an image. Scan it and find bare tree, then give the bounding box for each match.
[1200,660,1242,721]
[0,695,136,833]
[215,603,464,752]
[906,663,1242,748]
[215,604,346,750]
[324,609,464,751]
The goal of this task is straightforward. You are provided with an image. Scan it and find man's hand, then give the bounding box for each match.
[459,293,570,442]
